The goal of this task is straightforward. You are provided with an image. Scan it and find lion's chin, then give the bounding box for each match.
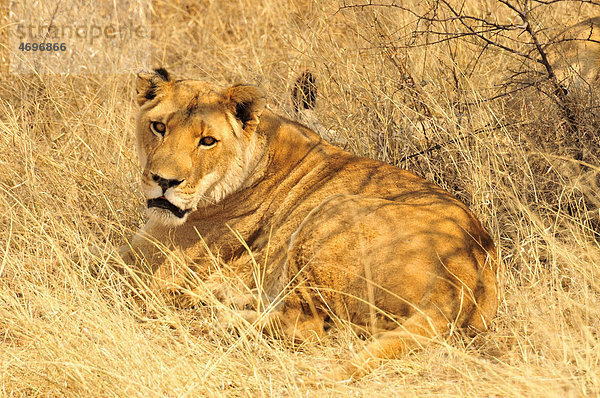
[146,207,190,227]
[146,198,191,227]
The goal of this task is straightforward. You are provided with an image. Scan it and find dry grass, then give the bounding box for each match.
[1,0,600,396]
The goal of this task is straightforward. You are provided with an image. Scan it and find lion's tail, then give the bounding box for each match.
[290,71,348,146]
[291,70,317,112]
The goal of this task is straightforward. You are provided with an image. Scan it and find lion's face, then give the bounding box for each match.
[135,69,266,226]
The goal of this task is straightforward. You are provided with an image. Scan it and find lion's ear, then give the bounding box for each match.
[136,68,171,106]
[222,84,266,135]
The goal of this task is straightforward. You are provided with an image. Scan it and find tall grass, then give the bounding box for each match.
[0,0,599,396]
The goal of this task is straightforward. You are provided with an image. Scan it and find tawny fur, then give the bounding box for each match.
[124,69,503,380]
[549,17,600,89]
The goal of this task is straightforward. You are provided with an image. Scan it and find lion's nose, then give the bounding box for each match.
[152,174,184,194]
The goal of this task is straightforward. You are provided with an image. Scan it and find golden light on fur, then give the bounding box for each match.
[124,69,503,380]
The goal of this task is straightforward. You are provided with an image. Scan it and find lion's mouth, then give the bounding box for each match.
[147,196,190,218]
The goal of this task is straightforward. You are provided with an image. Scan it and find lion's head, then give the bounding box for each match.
[135,69,267,226]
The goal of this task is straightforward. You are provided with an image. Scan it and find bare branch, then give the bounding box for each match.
[532,0,600,5]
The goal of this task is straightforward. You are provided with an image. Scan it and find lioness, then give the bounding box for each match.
[550,17,600,90]
[124,68,502,379]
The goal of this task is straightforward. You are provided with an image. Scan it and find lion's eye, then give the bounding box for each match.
[199,136,217,147]
[150,121,166,137]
